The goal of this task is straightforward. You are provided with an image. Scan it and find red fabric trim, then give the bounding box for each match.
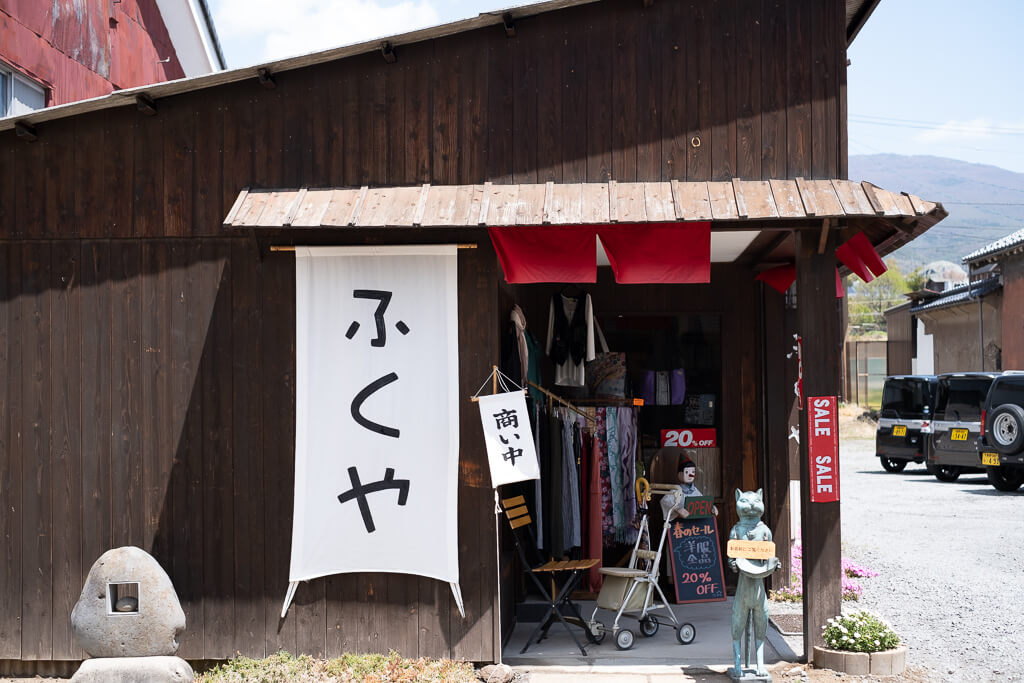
[488,226,598,283]
[756,264,845,299]
[597,222,711,284]
[756,264,797,294]
[836,240,875,283]
[845,232,888,278]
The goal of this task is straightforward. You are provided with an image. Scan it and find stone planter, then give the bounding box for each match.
[812,645,906,675]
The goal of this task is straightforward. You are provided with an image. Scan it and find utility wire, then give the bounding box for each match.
[850,115,1024,136]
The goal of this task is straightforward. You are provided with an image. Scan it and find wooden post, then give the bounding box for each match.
[795,229,843,658]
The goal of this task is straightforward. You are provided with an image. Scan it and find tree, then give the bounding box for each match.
[847,260,910,336]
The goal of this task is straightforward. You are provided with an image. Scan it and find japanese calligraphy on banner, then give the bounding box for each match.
[807,395,840,503]
[477,391,540,488]
[285,245,461,617]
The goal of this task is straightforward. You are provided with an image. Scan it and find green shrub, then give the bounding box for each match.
[821,610,900,653]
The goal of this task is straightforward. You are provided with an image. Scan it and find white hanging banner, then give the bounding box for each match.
[286,245,461,616]
[478,390,541,488]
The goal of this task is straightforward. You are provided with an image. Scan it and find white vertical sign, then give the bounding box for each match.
[285,245,461,616]
[478,391,540,488]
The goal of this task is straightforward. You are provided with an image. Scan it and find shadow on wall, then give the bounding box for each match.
[0,239,461,662]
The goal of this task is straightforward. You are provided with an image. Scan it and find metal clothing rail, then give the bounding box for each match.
[526,380,595,424]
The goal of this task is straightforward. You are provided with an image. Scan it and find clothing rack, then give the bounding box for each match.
[526,380,595,424]
[572,397,640,406]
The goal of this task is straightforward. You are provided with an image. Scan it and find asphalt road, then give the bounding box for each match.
[839,437,1024,683]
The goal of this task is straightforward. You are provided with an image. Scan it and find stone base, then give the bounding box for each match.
[727,667,772,682]
[71,656,194,683]
[812,645,906,675]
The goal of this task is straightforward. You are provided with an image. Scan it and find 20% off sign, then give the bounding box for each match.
[660,428,717,448]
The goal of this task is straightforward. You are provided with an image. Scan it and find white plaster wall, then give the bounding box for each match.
[912,317,934,375]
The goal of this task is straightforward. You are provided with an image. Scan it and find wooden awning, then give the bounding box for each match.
[225,179,942,229]
[224,178,947,266]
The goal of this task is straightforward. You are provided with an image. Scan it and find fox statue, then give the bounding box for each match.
[727,488,780,679]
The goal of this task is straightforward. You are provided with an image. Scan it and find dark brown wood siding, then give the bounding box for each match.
[885,303,913,377]
[0,0,848,662]
[0,0,847,242]
[0,235,500,662]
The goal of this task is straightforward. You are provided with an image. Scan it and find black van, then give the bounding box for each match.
[927,372,1000,482]
[978,371,1024,492]
[876,375,937,473]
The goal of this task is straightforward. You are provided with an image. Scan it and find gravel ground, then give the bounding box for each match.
[826,436,1024,683]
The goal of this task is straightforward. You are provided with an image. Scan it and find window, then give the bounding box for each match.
[0,63,46,118]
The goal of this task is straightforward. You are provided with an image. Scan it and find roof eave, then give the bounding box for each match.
[847,0,882,45]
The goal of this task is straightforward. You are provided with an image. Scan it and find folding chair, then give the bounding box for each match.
[501,494,601,655]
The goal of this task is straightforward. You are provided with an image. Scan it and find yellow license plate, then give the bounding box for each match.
[951,428,969,441]
[892,425,907,437]
[982,452,1001,466]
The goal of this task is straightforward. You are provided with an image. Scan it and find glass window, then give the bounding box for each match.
[1,63,46,117]
[11,74,45,115]
[0,70,9,117]
[936,378,992,421]
[988,379,1024,409]
[880,378,932,418]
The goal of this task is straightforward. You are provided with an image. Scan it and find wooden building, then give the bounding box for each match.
[0,0,946,667]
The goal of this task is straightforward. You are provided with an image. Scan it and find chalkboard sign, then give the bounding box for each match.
[668,517,726,604]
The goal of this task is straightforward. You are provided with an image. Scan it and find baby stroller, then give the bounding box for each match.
[587,483,696,650]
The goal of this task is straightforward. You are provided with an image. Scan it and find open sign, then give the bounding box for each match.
[661,428,717,448]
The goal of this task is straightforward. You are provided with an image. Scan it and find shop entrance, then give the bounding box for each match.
[496,272,735,663]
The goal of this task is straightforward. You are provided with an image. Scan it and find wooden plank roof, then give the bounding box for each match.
[224,179,946,231]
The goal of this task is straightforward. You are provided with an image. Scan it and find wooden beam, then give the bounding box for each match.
[135,94,157,116]
[14,121,37,142]
[817,217,831,254]
[257,67,276,89]
[742,230,791,267]
[502,13,516,37]
[380,42,397,63]
[795,229,843,659]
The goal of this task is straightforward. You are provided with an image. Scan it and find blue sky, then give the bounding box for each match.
[208,0,1024,173]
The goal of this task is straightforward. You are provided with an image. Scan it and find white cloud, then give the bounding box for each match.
[214,0,441,66]
[915,118,1010,143]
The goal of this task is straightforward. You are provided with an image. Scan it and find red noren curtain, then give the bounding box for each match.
[487,225,598,283]
[596,222,711,284]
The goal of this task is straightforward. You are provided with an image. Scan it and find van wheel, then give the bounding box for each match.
[986,466,1024,492]
[880,457,906,473]
[988,405,1024,455]
[933,465,961,482]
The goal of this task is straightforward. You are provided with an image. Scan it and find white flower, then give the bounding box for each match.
[875,639,880,646]
[854,632,861,638]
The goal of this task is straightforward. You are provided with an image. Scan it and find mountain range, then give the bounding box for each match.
[848,154,1024,271]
